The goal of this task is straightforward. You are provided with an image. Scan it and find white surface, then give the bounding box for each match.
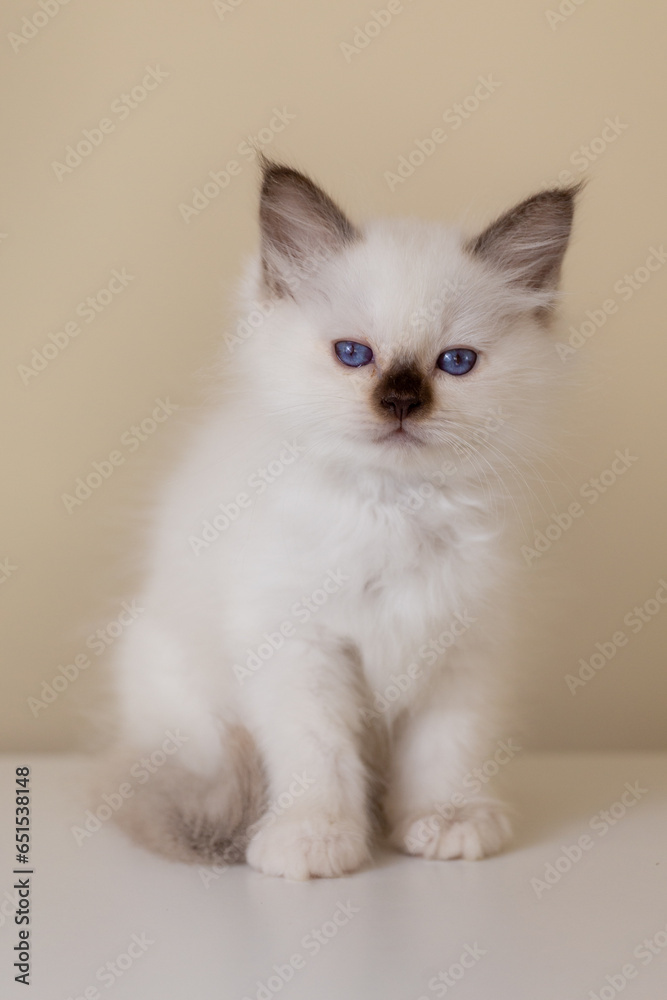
[1,753,666,999]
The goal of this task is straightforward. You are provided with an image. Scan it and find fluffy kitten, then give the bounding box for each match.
[105,161,577,879]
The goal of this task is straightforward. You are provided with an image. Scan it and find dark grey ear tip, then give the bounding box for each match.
[259,157,314,199]
[528,179,585,215]
[502,181,584,228]
[537,179,585,200]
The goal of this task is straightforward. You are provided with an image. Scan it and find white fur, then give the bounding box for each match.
[108,197,569,878]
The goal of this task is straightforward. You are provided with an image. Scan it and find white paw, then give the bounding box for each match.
[246,812,369,880]
[392,799,512,861]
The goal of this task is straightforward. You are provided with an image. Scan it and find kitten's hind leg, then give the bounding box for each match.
[99,725,265,865]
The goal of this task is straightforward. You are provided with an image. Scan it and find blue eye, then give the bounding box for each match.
[437,348,477,376]
[334,341,373,367]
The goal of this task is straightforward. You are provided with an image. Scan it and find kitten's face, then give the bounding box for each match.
[247,164,577,476]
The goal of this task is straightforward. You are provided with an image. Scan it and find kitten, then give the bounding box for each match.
[105,160,577,879]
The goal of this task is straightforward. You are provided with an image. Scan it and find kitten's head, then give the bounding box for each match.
[236,161,579,479]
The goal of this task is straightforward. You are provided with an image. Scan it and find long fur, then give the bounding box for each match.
[102,163,578,878]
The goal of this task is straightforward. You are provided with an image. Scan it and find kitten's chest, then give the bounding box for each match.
[321,492,481,644]
[353,500,452,590]
[227,474,493,663]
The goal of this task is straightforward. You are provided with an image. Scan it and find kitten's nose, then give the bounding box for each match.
[380,394,422,422]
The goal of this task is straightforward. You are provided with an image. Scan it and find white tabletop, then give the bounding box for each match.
[1,753,666,1000]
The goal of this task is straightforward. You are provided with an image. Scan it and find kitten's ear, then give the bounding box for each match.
[466,185,581,291]
[259,160,359,298]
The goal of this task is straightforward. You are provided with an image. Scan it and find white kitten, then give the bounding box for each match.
[105,162,577,879]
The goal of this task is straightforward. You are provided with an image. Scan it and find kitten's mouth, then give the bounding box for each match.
[377,425,422,446]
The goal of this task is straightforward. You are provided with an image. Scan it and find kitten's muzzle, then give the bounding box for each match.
[373,362,433,424]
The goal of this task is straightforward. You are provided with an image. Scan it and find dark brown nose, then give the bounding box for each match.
[379,394,423,422]
[373,362,433,423]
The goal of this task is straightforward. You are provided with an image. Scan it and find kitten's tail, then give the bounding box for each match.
[96,725,266,866]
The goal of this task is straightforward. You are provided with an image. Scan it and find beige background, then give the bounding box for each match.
[1,0,665,751]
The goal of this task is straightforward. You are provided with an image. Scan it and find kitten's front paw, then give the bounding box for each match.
[391,799,512,861]
[246,813,370,880]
